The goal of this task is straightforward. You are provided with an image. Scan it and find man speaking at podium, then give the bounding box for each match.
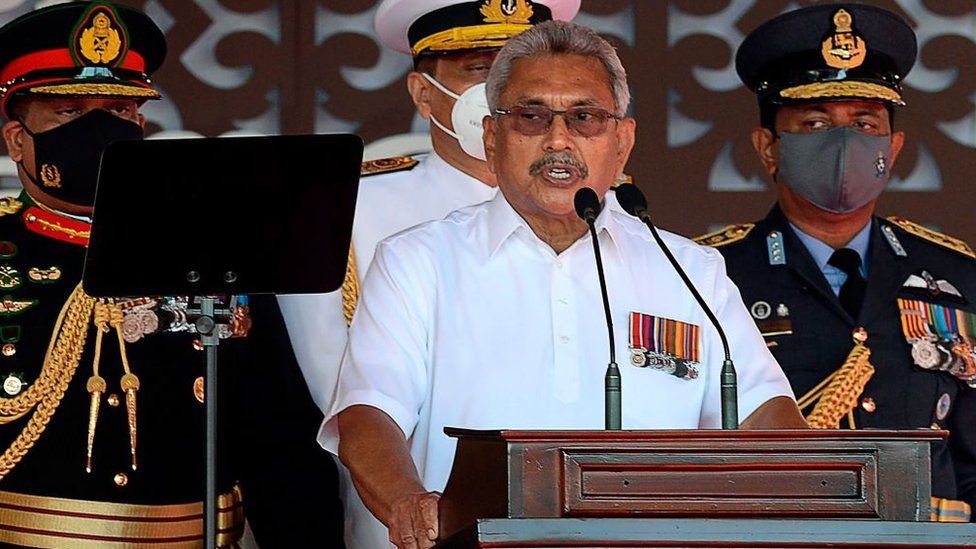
[324,20,806,549]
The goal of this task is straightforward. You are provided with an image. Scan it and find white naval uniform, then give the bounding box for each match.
[277,151,496,549]
[322,191,795,535]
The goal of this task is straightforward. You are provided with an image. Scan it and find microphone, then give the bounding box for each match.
[574,187,621,430]
[615,184,739,429]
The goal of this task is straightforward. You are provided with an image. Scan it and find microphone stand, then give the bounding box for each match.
[636,214,738,429]
[584,217,621,430]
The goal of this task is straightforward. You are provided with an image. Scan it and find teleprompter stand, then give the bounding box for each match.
[83,134,363,548]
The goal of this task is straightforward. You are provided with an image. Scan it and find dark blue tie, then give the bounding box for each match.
[828,248,867,319]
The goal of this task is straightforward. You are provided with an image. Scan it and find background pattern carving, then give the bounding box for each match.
[1,0,973,240]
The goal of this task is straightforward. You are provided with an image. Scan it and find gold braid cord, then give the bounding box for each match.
[0,285,95,480]
[341,245,360,326]
[797,344,875,429]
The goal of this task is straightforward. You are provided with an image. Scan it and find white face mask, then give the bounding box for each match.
[421,72,489,161]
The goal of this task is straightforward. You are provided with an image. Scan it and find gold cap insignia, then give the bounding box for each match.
[40,164,61,188]
[72,4,128,67]
[821,9,867,69]
[481,0,534,25]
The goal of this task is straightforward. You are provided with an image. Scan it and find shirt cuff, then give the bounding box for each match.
[317,389,419,454]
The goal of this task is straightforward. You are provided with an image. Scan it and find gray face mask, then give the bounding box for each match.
[777,127,893,214]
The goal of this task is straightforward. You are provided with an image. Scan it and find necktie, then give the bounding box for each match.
[828,248,867,319]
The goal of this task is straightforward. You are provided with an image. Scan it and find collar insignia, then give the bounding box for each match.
[481,0,534,25]
[821,9,867,70]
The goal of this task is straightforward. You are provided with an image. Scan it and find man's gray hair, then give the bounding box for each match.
[486,20,630,118]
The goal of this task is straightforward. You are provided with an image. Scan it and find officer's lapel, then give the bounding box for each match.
[857,219,911,326]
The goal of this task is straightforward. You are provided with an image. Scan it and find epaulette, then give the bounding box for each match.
[693,223,755,248]
[0,196,23,217]
[611,174,633,188]
[885,216,975,260]
[360,156,419,178]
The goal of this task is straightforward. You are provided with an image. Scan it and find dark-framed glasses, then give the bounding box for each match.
[494,105,620,137]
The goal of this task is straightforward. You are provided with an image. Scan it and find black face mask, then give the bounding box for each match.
[19,109,144,207]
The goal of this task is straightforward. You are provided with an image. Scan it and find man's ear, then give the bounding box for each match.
[751,126,778,177]
[889,130,905,169]
[406,71,433,120]
[615,117,636,176]
[483,115,497,174]
[3,119,25,162]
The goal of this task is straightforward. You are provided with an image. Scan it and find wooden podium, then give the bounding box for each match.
[435,428,976,548]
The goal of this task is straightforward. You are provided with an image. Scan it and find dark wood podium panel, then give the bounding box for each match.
[439,429,945,541]
[435,518,976,548]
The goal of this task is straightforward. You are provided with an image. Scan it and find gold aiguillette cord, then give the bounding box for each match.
[86,301,109,473]
[86,300,140,472]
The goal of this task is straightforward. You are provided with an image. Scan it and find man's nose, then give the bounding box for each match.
[542,113,574,151]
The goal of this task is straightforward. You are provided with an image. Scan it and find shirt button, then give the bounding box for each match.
[560,335,570,344]
[558,297,569,305]
[860,397,876,413]
[555,260,563,269]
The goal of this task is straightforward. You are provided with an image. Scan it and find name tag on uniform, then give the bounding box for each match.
[628,311,699,380]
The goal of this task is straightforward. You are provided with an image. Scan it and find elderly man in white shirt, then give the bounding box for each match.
[325,20,807,549]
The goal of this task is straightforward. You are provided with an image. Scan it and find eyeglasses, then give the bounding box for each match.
[494,105,620,137]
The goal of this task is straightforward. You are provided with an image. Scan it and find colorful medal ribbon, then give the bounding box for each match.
[628,312,700,380]
[897,298,976,387]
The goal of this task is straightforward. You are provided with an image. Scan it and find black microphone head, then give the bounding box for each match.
[614,183,648,218]
[574,187,601,222]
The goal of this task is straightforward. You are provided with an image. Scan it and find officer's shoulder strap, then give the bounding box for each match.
[0,196,24,217]
[885,216,975,259]
[693,223,755,248]
[360,156,419,178]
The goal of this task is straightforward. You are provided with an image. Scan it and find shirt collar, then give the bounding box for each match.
[486,189,623,258]
[790,219,872,274]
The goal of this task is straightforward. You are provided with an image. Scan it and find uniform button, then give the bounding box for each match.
[192,339,204,351]
[930,423,941,430]
[107,393,120,407]
[860,397,876,413]
[560,335,570,344]
[1,343,14,357]
[114,472,129,487]
[852,327,868,344]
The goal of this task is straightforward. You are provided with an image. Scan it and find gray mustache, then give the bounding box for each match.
[529,152,589,179]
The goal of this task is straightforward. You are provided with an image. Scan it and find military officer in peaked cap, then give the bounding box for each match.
[276,1,579,547]
[696,4,975,522]
[0,2,342,547]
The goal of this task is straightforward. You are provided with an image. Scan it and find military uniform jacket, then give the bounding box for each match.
[710,204,976,511]
[0,196,343,546]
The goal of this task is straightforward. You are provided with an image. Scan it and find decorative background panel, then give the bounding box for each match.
[1,0,974,242]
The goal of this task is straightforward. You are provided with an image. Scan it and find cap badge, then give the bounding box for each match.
[481,0,534,25]
[821,9,867,70]
[73,3,128,67]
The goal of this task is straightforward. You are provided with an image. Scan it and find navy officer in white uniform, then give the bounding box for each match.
[324,20,807,549]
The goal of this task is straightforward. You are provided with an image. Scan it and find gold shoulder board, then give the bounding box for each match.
[886,216,975,259]
[0,197,23,217]
[611,174,633,188]
[360,156,419,178]
[693,223,755,248]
